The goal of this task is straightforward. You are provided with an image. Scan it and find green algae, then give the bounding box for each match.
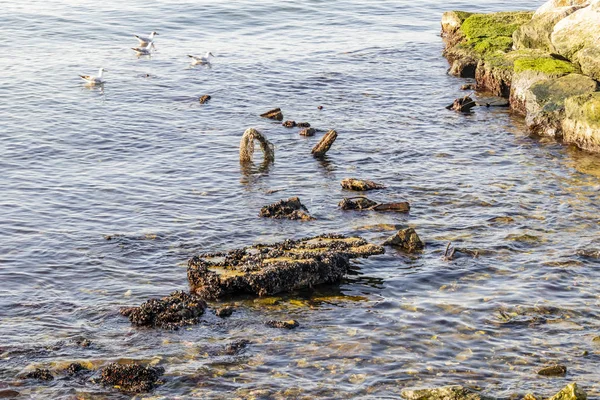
[514,57,576,75]
[460,11,533,55]
[565,92,600,127]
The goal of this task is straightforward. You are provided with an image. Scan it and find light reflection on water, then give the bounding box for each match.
[1,0,600,398]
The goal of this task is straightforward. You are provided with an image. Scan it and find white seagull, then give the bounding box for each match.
[132,42,155,56]
[188,52,214,66]
[79,68,107,85]
[134,31,158,47]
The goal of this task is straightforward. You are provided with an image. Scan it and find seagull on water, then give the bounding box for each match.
[79,68,107,85]
[132,42,155,56]
[188,52,214,66]
[134,31,158,47]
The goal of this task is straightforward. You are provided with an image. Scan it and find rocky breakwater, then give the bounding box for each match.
[442,0,600,152]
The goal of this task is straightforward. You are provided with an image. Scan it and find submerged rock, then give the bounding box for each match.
[24,368,53,381]
[311,129,337,157]
[259,197,314,221]
[120,291,207,330]
[65,362,90,376]
[446,95,477,112]
[338,197,410,212]
[215,306,234,318]
[297,122,311,128]
[383,228,424,252]
[341,178,385,191]
[266,320,299,329]
[537,364,567,376]
[187,234,384,299]
[401,385,493,400]
[299,127,316,136]
[282,120,296,128]
[199,95,211,104]
[221,339,250,355]
[548,383,587,400]
[260,108,283,121]
[99,363,164,393]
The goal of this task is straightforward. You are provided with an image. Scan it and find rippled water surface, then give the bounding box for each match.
[2,0,600,398]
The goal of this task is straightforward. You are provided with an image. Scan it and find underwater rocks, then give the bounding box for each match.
[266,319,299,329]
[282,120,296,127]
[65,362,90,376]
[187,234,384,299]
[299,127,316,136]
[120,291,207,329]
[537,364,567,376]
[215,306,234,318]
[259,197,314,221]
[446,95,476,112]
[341,178,385,191]
[99,363,164,393]
[338,197,410,212]
[311,129,337,157]
[401,385,493,400]
[260,107,284,121]
[383,228,424,252]
[23,368,54,381]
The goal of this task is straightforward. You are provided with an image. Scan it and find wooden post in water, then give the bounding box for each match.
[311,129,337,157]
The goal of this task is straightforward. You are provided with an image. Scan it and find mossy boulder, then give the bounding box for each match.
[551,1,600,59]
[401,385,494,400]
[524,73,597,137]
[574,45,600,81]
[460,12,533,56]
[548,383,587,400]
[563,92,600,151]
[513,3,588,51]
[534,0,590,16]
[510,56,577,113]
[441,11,473,38]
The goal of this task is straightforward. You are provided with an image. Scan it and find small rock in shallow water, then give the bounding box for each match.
[401,385,493,400]
[537,364,567,376]
[221,339,250,355]
[259,197,314,221]
[215,306,234,318]
[341,178,385,191]
[461,83,476,90]
[446,95,476,112]
[383,228,424,252]
[99,363,164,393]
[296,122,311,128]
[260,107,283,121]
[66,362,89,376]
[199,95,211,104]
[74,337,92,348]
[282,120,296,128]
[24,368,53,381]
[120,291,207,329]
[317,105,323,110]
[299,128,316,136]
[0,390,20,398]
[339,197,378,210]
[266,320,299,329]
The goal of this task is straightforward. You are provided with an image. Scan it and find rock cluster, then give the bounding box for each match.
[120,291,207,329]
[98,363,164,393]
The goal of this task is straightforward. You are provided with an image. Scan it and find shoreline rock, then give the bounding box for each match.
[259,197,314,221]
[98,363,164,393]
[441,1,600,151]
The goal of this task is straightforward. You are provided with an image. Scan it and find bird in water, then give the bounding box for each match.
[132,42,155,56]
[79,68,107,85]
[134,31,158,47]
[188,52,214,66]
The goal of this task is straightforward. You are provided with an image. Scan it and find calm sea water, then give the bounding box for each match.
[2,0,600,398]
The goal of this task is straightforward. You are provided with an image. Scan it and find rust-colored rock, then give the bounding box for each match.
[341,178,385,191]
[311,129,337,157]
[259,197,314,221]
[260,108,283,121]
[99,363,164,393]
[187,234,384,299]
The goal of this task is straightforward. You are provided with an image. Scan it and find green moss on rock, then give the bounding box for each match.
[565,92,600,127]
[461,12,534,40]
[514,57,576,74]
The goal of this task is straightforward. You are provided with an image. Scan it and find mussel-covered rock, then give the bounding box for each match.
[339,197,378,210]
[341,178,385,191]
[187,234,384,299]
[99,363,164,393]
[23,368,53,381]
[266,320,299,329]
[282,120,296,127]
[66,362,90,376]
[120,291,207,329]
[384,228,424,252]
[259,197,314,221]
[260,108,283,121]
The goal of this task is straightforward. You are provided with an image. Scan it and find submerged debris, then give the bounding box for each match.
[311,129,337,157]
[537,364,567,377]
[341,178,385,191]
[299,128,316,136]
[199,95,211,104]
[259,197,314,221]
[446,95,476,112]
[221,339,250,355]
[239,128,275,164]
[339,197,410,212]
[24,368,54,381]
[215,306,234,318]
[120,291,207,330]
[282,120,296,128]
[187,234,384,299]
[260,108,283,121]
[99,363,164,393]
[443,242,479,260]
[266,320,299,329]
[383,228,424,252]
